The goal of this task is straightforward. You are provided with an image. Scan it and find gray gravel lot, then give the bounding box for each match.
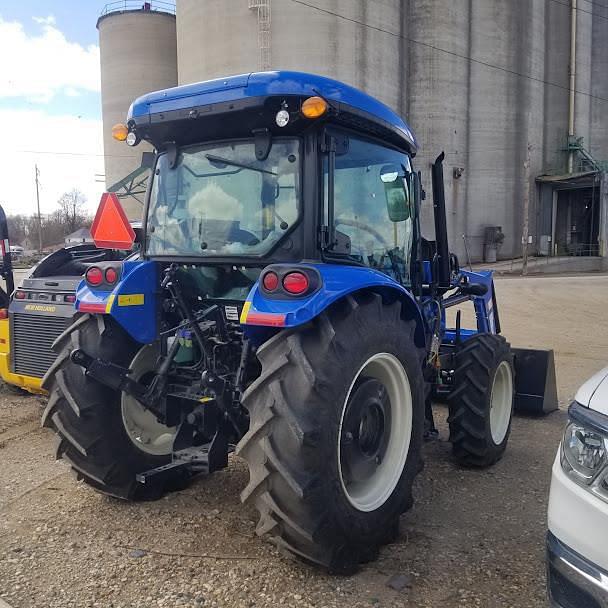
[1,274,607,607]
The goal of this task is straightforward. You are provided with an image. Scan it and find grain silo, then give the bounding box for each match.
[98,2,178,219]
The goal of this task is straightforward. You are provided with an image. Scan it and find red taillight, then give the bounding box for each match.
[262,271,279,292]
[283,272,309,295]
[105,267,118,284]
[0,308,7,319]
[14,290,26,300]
[85,267,103,286]
[64,294,76,303]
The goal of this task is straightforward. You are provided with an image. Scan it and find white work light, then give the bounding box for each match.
[275,110,290,128]
[126,132,139,147]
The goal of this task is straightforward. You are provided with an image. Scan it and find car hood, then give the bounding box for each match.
[575,366,608,415]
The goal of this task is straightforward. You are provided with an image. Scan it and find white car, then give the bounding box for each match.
[547,366,608,607]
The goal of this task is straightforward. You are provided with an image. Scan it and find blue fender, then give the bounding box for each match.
[75,260,158,344]
[241,263,426,347]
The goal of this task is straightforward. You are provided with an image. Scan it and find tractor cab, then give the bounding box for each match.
[128,72,420,298]
[43,71,556,574]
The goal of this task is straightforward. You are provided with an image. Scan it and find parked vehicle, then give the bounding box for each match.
[9,245,24,260]
[42,71,554,573]
[547,366,608,607]
[0,209,140,394]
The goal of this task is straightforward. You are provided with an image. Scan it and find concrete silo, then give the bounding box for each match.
[98,3,178,219]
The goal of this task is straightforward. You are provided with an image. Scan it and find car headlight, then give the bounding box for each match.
[561,422,608,485]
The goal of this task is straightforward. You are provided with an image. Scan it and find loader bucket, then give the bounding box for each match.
[512,348,558,416]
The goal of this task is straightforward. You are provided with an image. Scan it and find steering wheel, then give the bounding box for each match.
[335,217,389,247]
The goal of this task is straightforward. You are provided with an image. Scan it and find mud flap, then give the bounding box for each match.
[512,348,558,415]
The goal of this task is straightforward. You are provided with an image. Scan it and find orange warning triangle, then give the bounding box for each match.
[91,192,136,249]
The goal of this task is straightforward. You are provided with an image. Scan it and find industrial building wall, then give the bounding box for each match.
[589,0,608,163]
[169,0,608,260]
[98,10,178,219]
[176,0,407,113]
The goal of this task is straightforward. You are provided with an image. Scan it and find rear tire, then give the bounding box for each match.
[236,292,425,573]
[447,334,514,467]
[41,314,180,500]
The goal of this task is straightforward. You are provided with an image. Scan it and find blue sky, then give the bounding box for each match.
[0,2,106,218]
[3,1,100,46]
[1,1,102,118]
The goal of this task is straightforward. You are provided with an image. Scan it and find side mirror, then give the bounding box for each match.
[132,225,143,245]
[380,165,410,222]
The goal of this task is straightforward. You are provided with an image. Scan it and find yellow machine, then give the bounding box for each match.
[0,316,44,394]
[0,205,41,393]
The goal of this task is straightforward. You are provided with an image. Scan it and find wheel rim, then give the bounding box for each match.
[489,360,513,445]
[338,353,413,512]
[121,344,177,456]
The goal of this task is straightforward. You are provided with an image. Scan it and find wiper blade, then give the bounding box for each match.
[205,154,277,176]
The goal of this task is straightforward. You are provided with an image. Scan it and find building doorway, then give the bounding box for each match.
[536,171,603,258]
[554,187,600,256]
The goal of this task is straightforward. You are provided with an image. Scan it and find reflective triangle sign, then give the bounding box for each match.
[91,192,136,249]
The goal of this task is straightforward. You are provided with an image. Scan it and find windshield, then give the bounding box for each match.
[146,139,300,257]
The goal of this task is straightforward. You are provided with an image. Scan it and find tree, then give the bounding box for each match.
[57,189,88,234]
[6,215,29,246]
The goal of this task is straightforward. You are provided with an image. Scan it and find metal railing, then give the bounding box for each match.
[553,243,600,257]
[99,1,176,17]
[464,233,601,273]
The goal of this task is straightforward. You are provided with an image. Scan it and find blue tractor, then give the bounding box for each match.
[43,71,529,572]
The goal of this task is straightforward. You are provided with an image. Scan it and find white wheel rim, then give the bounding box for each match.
[489,360,513,445]
[121,344,177,456]
[338,353,413,513]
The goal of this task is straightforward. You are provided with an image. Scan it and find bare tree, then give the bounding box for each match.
[6,215,29,246]
[57,189,88,234]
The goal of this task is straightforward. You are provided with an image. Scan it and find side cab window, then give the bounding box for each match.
[323,132,415,285]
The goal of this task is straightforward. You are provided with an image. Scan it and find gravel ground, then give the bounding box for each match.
[1,274,607,608]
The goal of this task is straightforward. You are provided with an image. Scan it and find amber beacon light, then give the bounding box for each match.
[301,96,328,119]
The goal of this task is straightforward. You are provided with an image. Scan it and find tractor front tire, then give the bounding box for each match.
[237,293,425,573]
[41,314,180,500]
[447,334,514,467]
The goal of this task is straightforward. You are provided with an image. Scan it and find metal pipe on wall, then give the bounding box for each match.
[568,0,577,173]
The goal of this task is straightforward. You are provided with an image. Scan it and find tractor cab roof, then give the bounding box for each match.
[127,71,417,154]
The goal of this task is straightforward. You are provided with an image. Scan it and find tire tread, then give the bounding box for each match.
[447,334,514,467]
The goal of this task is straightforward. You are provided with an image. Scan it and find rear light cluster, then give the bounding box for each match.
[105,267,118,284]
[85,267,103,286]
[14,290,76,303]
[282,272,309,295]
[260,267,320,297]
[85,265,121,288]
[262,272,279,292]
